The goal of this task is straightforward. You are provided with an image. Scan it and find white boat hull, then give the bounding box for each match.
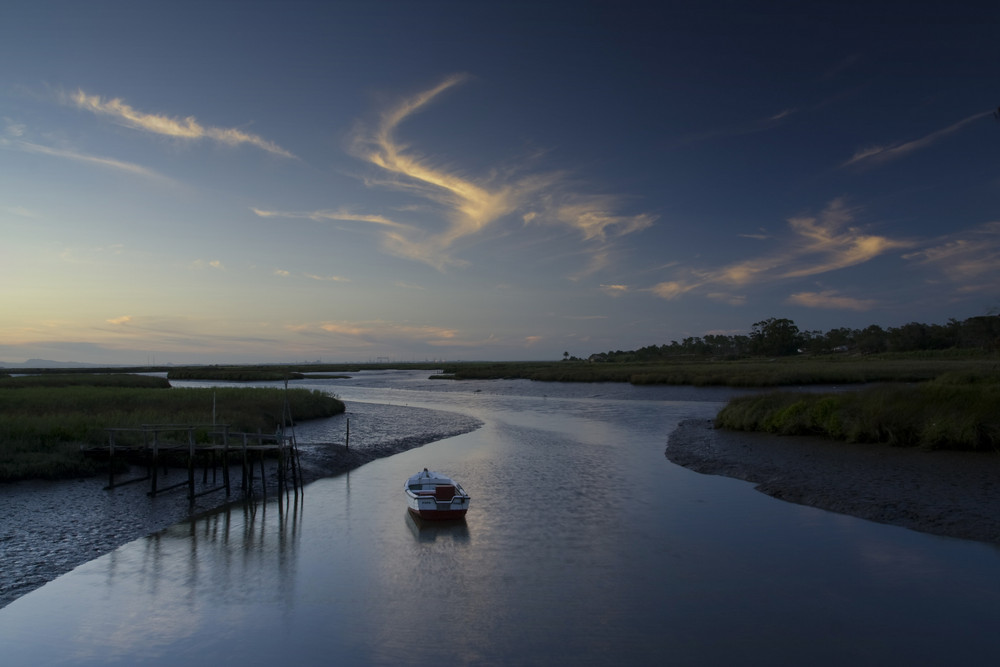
[404,469,470,521]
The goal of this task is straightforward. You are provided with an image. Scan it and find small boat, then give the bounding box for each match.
[404,468,470,521]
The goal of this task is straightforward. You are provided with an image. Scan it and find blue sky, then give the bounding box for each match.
[1,1,998,364]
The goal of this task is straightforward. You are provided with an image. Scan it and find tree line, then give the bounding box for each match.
[585,315,1000,362]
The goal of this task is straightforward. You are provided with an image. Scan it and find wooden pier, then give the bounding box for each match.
[102,424,302,501]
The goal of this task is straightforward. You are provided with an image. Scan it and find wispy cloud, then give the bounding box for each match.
[57,244,126,264]
[649,281,698,300]
[786,290,877,311]
[678,107,799,145]
[4,205,40,219]
[256,75,654,271]
[649,198,911,301]
[67,90,296,158]
[4,137,170,181]
[311,320,459,346]
[843,110,992,167]
[346,74,523,269]
[307,273,351,282]
[706,292,747,306]
[600,284,629,296]
[777,201,909,278]
[283,318,540,354]
[191,259,224,270]
[739,229,771,240]
[903,221,1000,291]
[550,198,655,242]
[251,207,408,229]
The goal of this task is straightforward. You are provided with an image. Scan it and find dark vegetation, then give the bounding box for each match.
[585,315,1000,361]
[0,374,344,482]
[715,371,1000,452]
[432,355,992,386]
[2,373,170,389]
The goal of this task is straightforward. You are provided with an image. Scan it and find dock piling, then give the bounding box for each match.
[102,424,303,501]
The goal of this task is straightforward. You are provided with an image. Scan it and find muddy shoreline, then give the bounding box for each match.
[667,419,1000,544]
[1,402,481,609]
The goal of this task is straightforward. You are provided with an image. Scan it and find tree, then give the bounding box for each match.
[855,324,887,354]
[750,318,801,356]
[960,315,1000,351]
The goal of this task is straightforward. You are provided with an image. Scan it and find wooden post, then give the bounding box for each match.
[346,418,350,450]
[223,426,231,496]
[242,433,250,494]
[107,430,116,489]
[187,427,195,500]
[259,449,267,500]
[143,427,151,484]
[151,429,160,496]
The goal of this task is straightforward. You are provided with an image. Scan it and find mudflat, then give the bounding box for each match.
[667,419,1000,544]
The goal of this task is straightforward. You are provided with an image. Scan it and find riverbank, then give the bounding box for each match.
[667,419,1000,544]
[0,401,482,609]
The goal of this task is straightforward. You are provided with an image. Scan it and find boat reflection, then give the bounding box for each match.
[405,511,471,543]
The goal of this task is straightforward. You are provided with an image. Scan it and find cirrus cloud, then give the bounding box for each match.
[67,89,296,158]
[786,290,877,311]
[902,221,1000,293]
[649,198,911,302]
[261,75,655,271]
[843,110,991,168]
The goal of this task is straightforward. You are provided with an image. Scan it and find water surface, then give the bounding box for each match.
[2,371,998,665]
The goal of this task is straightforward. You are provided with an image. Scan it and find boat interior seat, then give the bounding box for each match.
[434,485,456,500]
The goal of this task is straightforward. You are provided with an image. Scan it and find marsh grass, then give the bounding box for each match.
[0,373,170,389]
[714,371,1000,451]
[0,379,345,481]
[435,356,996,386]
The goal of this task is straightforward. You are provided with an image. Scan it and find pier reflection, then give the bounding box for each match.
[104,490,306,613]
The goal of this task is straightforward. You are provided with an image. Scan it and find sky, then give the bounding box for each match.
[1,1,998,365]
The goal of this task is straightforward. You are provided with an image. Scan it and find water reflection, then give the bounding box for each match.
[405,513,471,543]
[107,492,306,614]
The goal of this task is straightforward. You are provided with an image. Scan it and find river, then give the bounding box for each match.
[1,370,998,665]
